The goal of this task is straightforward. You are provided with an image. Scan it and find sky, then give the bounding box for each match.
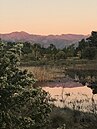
[0,0,97,35]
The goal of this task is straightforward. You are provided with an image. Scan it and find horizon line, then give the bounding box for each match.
[0,31,90,36]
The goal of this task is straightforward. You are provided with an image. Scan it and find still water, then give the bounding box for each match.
[20,66,97,112]
[43,86,97,113]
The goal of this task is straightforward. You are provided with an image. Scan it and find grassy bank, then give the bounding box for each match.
[20,59,97,69]
[20,65,65,82]
[20,58,97,85]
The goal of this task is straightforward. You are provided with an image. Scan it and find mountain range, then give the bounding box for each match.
[0,31,88,48]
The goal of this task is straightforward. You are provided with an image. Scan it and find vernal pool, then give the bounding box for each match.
[43,86,97,113]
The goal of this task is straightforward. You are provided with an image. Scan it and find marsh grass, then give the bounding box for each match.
[20,66,65,82]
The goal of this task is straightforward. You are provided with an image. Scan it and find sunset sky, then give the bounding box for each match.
[0,0,97,35]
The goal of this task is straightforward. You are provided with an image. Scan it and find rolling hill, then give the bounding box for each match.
[0,31,88,48]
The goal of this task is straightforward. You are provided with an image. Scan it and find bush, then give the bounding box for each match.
[0,41,52,129]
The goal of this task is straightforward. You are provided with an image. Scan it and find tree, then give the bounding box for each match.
[76,31,97,59]
[77,39,87,51]
[81,47,96,60]
[87,31,97,47]
[56,51,66,60]
[0,41,51,129]
[47,44,57,60]
[32,43,42,60]
[65,44,75,57]
[22,42,32,54]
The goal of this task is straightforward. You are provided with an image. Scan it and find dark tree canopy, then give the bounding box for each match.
[76,31,97,60]
[87,31,97,47]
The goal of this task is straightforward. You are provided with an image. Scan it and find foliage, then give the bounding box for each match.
[21,43,76,66]
[76,31,97,60]
[0,41,51,129]
[56,51,66,60]
[87,31,97,47]
[22,42,32,54]
[81,47,97,60]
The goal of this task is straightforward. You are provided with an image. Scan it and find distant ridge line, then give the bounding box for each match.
[0,31,88,49]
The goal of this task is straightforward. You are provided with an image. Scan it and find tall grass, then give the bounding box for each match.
[20,66,65,82]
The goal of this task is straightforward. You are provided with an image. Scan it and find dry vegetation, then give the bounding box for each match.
[20,66,65,82]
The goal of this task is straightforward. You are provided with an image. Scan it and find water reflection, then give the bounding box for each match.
[43,86,97,113]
